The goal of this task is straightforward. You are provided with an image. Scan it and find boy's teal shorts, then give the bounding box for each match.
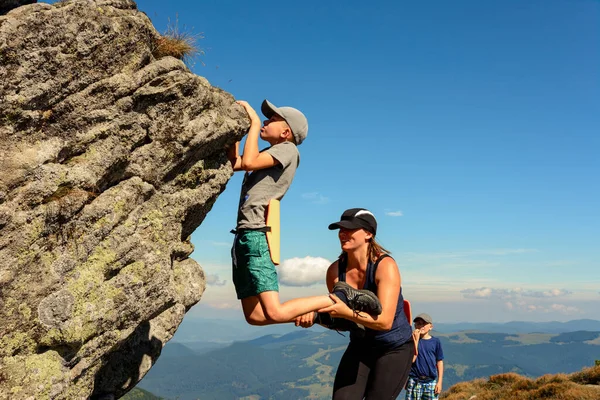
[232,230,279,299]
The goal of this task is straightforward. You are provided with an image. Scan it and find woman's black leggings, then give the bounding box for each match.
[333,340,414,399]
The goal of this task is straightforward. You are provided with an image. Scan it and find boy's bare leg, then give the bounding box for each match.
[241,292,334,325]
[241,296,271,326]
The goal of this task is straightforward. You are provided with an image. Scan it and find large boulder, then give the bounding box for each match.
[0,0,248,398]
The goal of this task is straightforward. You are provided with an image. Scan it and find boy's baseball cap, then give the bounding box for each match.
[414,313,433,324]
[328,208,377,235]
[261,99,308,145]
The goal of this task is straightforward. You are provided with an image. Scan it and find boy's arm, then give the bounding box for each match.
[411,330,420,362]
[435,360,444,394]
[227,141,243,171]
[237,101,279,171]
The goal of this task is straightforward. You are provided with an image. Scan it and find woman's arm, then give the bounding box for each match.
[325,260,340,292]
[320,257,400,331]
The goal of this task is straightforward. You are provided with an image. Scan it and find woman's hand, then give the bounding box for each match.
[295,312,316,328]
[318,294,352,319]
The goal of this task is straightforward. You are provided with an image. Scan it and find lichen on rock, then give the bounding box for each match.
[0,0,249,398]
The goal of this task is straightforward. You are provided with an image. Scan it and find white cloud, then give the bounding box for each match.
[460,286,581,315]
[531,289,572,298]
[205,273,227,286]
[461,287,572,300]
[278,256,331,287]
[462,287,494,299]
[512,303,581,314]
[526,304,544,312]
[301,192,330,204]
[385,210,404,217]
[549,304,581,314]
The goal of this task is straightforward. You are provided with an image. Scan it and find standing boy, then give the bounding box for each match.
[228,100,381,326]
[406,313,444,400]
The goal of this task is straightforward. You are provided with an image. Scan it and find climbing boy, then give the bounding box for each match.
[406,313,445,400]
[227,100,381,326]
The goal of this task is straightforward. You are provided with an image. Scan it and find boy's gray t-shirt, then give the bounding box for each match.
[236,141,299,229]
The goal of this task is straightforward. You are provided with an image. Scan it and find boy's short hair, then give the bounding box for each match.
[261,99,308,145]
[414,313,433,324]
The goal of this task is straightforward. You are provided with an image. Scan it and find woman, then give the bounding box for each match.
[296,208,414,399]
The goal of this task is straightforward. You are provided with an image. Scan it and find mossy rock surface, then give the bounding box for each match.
[0,0,249,398]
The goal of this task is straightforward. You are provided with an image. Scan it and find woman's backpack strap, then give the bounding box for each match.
[337,253,348,282]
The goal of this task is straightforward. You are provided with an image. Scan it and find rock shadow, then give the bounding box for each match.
[90,321,162,399]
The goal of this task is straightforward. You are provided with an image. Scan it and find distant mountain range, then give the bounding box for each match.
[135,325,600,400]
[170,317,299,344]
[434,319,600,334]
[171,317,600,345]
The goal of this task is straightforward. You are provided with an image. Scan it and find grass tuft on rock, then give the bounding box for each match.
[153,16,204,65]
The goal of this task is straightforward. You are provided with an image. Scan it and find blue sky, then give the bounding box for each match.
[134,0,599,323]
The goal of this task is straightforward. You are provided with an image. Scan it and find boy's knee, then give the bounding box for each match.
[245,316,264,326]
[262,305,286,323]
[244,313,269,326]
[243,306,270,326]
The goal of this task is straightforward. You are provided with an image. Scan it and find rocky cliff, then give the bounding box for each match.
[0,0,249,398]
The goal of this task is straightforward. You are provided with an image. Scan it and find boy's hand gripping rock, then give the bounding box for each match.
[236,100,261,123]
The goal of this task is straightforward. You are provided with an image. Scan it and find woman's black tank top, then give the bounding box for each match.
[338,253,413,349]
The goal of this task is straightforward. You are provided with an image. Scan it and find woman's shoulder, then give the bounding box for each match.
[376,254,397,267]
[325,259,340,289]
[374,254,399,278]
[327,259,340,273]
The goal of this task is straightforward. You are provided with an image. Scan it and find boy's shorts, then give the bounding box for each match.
[232,230,279,299]
[405,377,438,400]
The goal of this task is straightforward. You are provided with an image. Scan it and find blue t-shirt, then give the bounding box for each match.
[410,336,444,380]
